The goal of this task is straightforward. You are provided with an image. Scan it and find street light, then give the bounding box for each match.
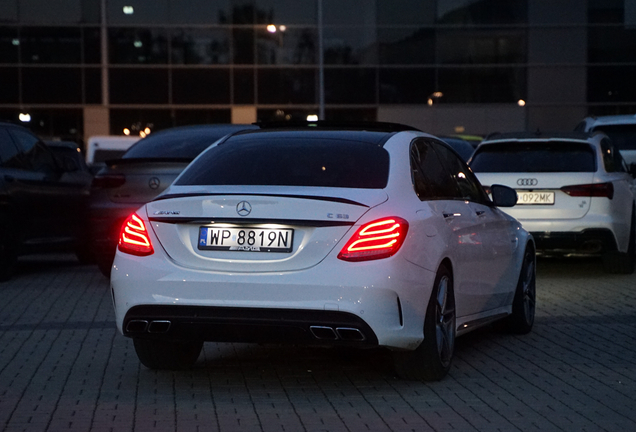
[428,91,443,106]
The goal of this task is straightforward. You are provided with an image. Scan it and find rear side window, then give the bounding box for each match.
[470,141,596,173]
[591,124,636,151]
[176,137,390,189]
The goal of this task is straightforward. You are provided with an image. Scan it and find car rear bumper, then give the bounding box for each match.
[529,229,617,255]
[111,249,436,351]
[122,304,379,347]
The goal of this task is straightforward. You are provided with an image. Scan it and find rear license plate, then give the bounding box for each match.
[198,226,294,253]
[516,191,555,205]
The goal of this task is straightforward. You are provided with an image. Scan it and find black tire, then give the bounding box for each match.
[393,264,455,381]
[602,216,635,274]
[96,254,114,278]
[0,215,17,282]
[133,338,203,370]
[501,245,536,334]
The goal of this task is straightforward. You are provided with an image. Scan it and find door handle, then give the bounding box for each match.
[443,212,461,219]
[476,210,486,216]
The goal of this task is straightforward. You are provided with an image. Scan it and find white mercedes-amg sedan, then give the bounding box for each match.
[111,123,535,381]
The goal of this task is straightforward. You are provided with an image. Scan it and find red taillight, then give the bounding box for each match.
[118,213,154,256]
[338,217,409,262]
[561,182,614,199]
[92,173,126,188]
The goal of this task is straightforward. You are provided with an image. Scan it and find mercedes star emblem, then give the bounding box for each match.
[236,201,252,216]
[148,177,160,189]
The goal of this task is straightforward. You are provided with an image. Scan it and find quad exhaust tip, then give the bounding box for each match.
[310,326,365,341]
[126,320,171,333]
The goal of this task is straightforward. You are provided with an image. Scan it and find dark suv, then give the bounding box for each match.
[0,122,90,280]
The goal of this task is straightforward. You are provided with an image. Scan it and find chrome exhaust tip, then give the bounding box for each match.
[126,320,148,333]
[147,320,171,333]
[310,326,338,340]
[336,327,365,341]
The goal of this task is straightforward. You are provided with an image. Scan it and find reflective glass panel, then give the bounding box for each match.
[109,68,169,104]
[257,68,315,104]
[83,27,101,64]
[325,68,376,104]
[378,27,434,65]
[167,0,231,25]
[233,68,254,103]
[376,0,434,25]
[233,28,255,64]
[323,27,377,65]
[172,69,230,104]
[171,29,230,65]
[21,27,82,64]
[588,66,636,102]
[437,29,526,64]
[22,67,82,103]
[257,26,316,65]
[379,68,435,104]
[438,67,526,103]
[0,68,19,103]
[109,28,168,64]
[0,27,19,63]
[84,67,101,104]
[254,0,316,25]
[107,0,168,25]
[437,0,527,24]
[588,26,636,63]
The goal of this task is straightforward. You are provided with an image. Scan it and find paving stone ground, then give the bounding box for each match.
[0,254,634,432]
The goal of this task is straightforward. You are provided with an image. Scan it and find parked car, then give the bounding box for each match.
[575,114,636,165]
[110,122,535,380]
[439,136,475,161]
[89,124,257,276]
[0,123,90,280]
[85,135,139,174]
[469,131,636,273]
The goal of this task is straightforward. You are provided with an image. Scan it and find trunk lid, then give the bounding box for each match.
[475,172,596,220]
[145,188,388,272]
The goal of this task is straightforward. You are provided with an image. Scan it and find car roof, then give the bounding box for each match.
[227,128,403,147]
[481,131,599,144]
[583,114,636,127]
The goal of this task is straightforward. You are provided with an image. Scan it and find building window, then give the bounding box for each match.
[109,28,169,64]
[171,28,230,65]
[109,68,169,104]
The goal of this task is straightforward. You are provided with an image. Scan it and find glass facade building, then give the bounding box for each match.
[0,0,635,144]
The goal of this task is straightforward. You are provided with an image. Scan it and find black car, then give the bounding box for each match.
[0,123,90,280]
[89,124,258,276]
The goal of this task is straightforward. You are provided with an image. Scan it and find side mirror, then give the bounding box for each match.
[628,163,636,178]
[491,184,517,207]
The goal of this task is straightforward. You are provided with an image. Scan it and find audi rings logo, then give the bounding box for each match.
[148,177,160,189]
[517,178,538,186]
[236,201,252,216]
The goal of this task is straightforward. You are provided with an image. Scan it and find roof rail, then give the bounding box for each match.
[253,120,421,132]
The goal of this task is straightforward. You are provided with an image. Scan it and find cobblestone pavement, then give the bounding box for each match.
[0,254,634,432]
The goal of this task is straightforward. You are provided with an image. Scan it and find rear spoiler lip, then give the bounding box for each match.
[152,192,370,207]
[147,216,354,227]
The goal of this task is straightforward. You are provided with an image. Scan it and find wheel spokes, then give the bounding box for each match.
[435,276,455,365]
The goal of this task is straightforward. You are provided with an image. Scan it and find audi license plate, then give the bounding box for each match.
[516,191,555,205]
[198,226,294,253]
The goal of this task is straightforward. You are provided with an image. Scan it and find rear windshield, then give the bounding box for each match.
[123,126,252,160]
[470,141,596,173]
[591,124,636,151]
[175,137,390,188]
